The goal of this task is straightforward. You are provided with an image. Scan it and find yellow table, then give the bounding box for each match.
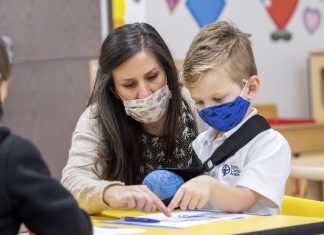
[92,210,324,235]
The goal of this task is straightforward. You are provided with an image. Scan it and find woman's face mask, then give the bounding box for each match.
[198,81,250,132]
[120,84,172,124]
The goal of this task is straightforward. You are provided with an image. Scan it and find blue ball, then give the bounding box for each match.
[142,170,184,200]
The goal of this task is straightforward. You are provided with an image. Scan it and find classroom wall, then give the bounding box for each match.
[1,0,323,178]
[126,0,324,119]
[0,0,102,179]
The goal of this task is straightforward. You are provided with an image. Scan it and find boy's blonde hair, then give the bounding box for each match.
[182,21,257,88]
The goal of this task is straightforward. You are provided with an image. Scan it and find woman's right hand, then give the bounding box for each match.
[103,185,171,217]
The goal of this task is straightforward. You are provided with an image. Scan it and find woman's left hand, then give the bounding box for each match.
[167,175,214,211]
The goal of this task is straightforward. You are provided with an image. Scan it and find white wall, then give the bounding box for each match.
[127,0,324,118]
[125,0,147,23]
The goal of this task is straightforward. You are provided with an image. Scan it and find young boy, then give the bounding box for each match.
[168,21,291,214]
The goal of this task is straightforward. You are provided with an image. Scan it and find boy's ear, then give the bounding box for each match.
[246,75,260,100]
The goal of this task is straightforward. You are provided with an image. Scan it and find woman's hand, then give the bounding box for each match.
[103,185,171,216]
[167,175,214,211]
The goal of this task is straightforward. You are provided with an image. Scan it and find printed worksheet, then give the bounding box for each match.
[99,210,253,229]
[94,227,145,235]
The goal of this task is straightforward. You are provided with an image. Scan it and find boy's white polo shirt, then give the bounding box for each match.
[192,108,291,214]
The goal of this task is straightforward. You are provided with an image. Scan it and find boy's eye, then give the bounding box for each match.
[195,100,203,105]
[213,97,223,102]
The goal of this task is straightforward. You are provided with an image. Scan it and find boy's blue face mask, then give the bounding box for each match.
[198,81,250,132]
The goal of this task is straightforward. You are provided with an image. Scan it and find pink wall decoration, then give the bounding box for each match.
[303,7,321,34]
[166,0,180,12]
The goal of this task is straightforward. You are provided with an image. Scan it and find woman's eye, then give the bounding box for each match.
[147,74,158,81]
[123,83,136,88]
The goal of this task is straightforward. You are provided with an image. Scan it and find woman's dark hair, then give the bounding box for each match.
[88,23,181,184]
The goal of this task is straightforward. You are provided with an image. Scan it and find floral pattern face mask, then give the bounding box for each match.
[121,84,172,124]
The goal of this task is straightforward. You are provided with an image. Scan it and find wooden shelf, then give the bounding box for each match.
[272,122,324,155]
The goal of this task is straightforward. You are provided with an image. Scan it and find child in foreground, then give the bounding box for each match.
[168,21,291,214]
[0,36,92,235]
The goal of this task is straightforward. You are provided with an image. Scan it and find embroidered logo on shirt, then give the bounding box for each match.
[222,164,241,176]
[222,164,231,176]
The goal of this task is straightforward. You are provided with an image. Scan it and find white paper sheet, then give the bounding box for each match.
[94,227,145,235]
[99,210,253,229]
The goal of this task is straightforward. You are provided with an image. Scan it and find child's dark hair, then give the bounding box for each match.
[0,37,11,82]
[0,36,12,120]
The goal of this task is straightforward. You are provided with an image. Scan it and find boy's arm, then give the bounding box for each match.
[168,175,261,212]
[6,137,92,235]
[209,179,261,212]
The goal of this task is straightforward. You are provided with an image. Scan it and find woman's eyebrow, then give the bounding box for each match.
[144,68,159,75]
[118,78,135,82]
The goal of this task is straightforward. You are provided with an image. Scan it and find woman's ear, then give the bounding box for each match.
[246,75,260,100]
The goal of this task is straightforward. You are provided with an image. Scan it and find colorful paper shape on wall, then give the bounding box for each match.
[262,0,299,41]
[303,7,321,34]
[186,0,226,28]
[113,0,125,28]
[166,0,180,12]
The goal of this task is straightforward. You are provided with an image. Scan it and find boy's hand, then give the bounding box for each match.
[167,175,215,211]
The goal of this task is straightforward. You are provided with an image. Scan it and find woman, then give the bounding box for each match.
[0,37,92,235]
[62,23,205,215]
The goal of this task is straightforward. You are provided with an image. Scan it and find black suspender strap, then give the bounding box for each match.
[200,115,271,172]
[155,115,271,182]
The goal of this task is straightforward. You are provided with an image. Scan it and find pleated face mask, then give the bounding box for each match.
[198,81,250,132]
[121,84,172,124]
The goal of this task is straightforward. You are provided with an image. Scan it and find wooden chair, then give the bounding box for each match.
[253,103,278,119]
[289,151,324,200]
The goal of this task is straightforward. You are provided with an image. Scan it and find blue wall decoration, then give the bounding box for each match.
[186,0,226,28]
